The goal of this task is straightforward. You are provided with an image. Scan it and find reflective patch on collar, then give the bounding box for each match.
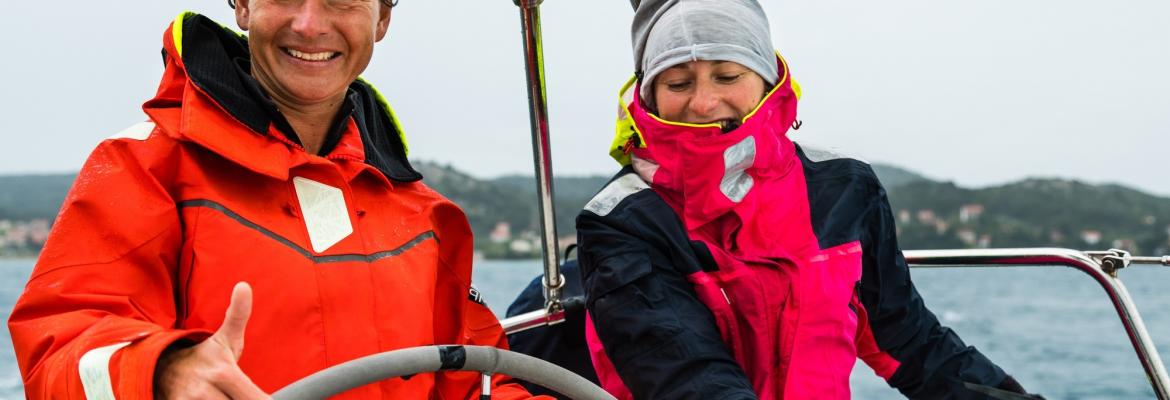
[800,143,868,164]
[107,121,155,141]
[79,341,132,400]
[721,136,756,203]
[585,173,650,217]
[469,284,486,306]
[293,177,353,253]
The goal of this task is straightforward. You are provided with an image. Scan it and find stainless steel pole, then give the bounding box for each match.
[514,0,564,314]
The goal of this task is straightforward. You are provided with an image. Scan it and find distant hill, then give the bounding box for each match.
[412,162,537,238]
[798,146,930,188]
[887,178,1170,253]
[489,174,611,239]
[2,162,1168,256]
[872,163,931,188]
[0,174,74,221]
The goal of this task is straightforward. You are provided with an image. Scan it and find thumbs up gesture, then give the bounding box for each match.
[154,282,271,399]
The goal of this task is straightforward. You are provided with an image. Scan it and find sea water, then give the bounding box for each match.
[2,258,1167,399]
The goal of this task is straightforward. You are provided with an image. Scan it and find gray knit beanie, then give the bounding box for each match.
[631,0,778,105]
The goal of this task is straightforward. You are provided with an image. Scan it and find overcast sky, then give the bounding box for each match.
[1,1,1167,196]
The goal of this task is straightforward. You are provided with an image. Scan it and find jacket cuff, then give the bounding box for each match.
[112,329,212,399]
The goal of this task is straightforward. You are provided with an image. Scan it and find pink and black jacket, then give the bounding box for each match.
[575,55,1015,399]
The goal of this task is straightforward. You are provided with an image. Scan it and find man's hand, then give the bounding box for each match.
[154,282,270,399]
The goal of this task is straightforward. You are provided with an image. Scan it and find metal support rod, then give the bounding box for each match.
[514,0,563,314]
[501,308,567,335]
[480,373,492,400]
[903,248,1170,399]
[1129,255,1170,266]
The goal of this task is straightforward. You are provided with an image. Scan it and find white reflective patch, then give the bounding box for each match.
[107,121,155,141]
[585,173,650,217]
[79,341,131,400]
[721,136,756,203]
[293,177,353,253]
[798,142,868,164]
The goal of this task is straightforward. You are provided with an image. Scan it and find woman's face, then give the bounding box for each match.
[652,60,767,126]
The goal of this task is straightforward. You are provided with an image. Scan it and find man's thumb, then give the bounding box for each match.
[214,282,253,360]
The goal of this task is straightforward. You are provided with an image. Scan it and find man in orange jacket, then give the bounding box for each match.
[8,1,539,398]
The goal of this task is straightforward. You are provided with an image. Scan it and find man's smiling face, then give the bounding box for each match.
[235,0,391,109]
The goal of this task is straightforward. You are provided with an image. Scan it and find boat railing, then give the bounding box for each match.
[500,247,1170,399]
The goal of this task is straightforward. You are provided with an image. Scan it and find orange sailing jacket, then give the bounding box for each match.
[8,13,534,399]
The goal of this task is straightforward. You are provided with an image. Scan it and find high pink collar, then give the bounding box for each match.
[628,64,800,233]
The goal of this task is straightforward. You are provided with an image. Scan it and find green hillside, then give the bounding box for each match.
[888,178,1170,253]
[0,174,74,221]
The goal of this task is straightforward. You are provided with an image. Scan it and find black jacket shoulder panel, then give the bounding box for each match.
[579,168,709,277]
[796,143,883,250]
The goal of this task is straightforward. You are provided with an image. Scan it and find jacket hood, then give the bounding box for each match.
[145,12,421,183]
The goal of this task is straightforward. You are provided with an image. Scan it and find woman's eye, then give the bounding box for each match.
[665,81,692,91]
[716,73,743,84]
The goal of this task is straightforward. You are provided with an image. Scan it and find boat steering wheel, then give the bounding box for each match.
[271,345,615,400]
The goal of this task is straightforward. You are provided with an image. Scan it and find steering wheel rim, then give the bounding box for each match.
[270,345,615,400]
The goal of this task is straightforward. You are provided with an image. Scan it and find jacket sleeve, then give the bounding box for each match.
[429,202,549,400]
[7,137,211,399]
[577,205,757,400]
[858,182,1009,399]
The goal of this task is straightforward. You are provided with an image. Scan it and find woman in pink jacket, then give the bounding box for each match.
[574,0,1042,399]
